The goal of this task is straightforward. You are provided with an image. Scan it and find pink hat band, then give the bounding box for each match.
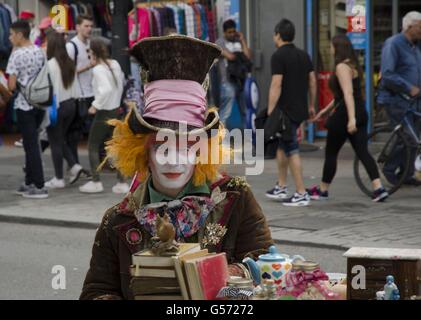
[143,80,207,128]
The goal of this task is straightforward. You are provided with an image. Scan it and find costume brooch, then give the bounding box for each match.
[227,176,250,189]
[202,223,227,247]
[211,186,227,205]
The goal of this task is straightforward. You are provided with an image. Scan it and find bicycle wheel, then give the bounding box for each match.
[354,126,411,197]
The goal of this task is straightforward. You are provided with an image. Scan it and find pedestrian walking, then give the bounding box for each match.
[265,19,316,207]
[65,15,95,183]
[79,38,129,194]
[309,34,389,202]
[45,31,88,189]
[6,20,48,199]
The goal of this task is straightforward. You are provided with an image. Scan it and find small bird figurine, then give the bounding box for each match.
[151,213,179,255]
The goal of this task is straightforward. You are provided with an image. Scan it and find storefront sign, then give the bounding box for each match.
[347,32,367,50]
[346,0,366,33]
[346,0,367,49]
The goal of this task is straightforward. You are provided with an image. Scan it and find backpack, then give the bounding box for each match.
[19,62,53,109]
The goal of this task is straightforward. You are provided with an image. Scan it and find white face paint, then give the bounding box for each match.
[149,141,196,191]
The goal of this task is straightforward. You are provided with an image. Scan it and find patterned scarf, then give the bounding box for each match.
[135,196,215,240]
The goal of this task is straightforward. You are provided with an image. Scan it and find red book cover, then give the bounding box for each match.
[196,253,229,300]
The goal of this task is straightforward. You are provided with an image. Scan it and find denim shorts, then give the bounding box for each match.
[278,120,300,157]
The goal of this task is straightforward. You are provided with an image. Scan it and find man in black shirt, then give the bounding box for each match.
[265,19,316,207]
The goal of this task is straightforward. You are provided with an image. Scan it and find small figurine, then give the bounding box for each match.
[150,213,179,255]
[378,275,400,300]
[376,291,385,300]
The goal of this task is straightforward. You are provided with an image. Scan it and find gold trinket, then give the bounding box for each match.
[202,223,227,247]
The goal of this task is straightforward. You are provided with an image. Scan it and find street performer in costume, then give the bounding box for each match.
[80,35,274,300]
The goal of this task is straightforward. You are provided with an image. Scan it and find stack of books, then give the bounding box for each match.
[130,243,200,300]
[130,243,229,300]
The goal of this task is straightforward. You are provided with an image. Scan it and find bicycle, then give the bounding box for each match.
[354,96,421,196]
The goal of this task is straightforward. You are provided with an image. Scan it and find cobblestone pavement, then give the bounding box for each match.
[0,141,420,249]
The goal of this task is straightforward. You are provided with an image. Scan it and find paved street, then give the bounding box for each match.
[0,222,346,300]
[0,140,420,250]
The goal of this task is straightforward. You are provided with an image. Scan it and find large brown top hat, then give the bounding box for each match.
[128,35,222,135]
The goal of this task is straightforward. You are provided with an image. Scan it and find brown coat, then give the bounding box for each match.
[80,175,274,300]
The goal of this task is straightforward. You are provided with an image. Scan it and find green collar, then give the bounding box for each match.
[148,177,211,203]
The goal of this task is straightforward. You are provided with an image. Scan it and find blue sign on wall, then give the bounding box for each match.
[347,32,368,50]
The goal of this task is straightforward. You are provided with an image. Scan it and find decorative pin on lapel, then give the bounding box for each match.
[126,228,142,245]
[202,223,228,247]
[211,186,227,205]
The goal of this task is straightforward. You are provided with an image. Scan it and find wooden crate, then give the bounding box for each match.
[344,248,421,300]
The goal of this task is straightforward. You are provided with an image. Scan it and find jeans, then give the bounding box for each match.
[16,108,45,189]
[88,109,124,182]
[383,104,420,181]
[130,60,142,92]
[47,99,77,179]
[219,81,246,128]
[278,120,300,157]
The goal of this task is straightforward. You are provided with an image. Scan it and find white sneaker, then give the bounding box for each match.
[79,181,104,194]
[282,192,311,207]
[69,164,84,185]
[45,177,65,189]
[14,139,23,148]
[265,184,289,200]
[112,182,130,194]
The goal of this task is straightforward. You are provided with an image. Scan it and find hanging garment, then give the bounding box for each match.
[157,7,176,36]
[178,3,195,38]
[197,4,208,41]
[192,4,202,39]
[149,9,159,37]
[166,4,181,33]
[128,8,151,48]
[163,6,177,35]
[3,4,17,22]
[150,8,162,36]
[66,4,75,31]
[206,6,217,42]
[71,4,79,19]
[0,4,12,56]
[177,6,186,35]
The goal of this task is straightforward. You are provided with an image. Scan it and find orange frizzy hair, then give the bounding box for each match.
[104,110,228,187]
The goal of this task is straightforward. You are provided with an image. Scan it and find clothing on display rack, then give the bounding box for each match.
[0,3,15,59]
[128,0,217,48]
[57,1,112,36]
